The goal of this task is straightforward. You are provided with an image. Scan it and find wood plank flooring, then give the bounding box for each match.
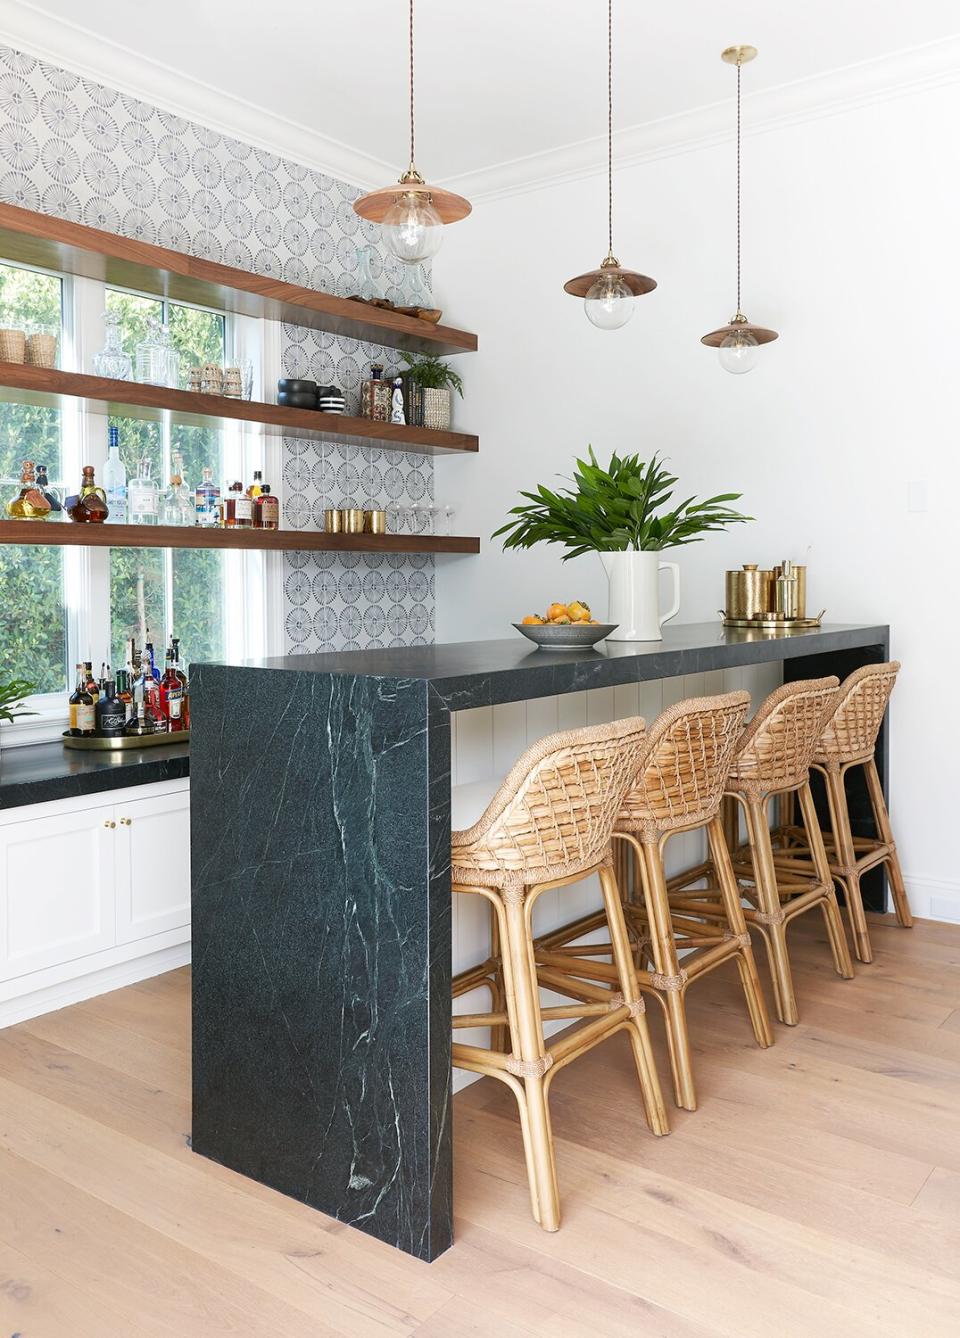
[0,913,958,1336]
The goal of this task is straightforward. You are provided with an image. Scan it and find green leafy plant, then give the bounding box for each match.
[400,352,464,398]
[494,449,752,560]
[0,678,37,724]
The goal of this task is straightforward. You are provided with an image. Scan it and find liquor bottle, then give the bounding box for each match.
[103,426,128,524]
[220,480,254,528]
[68,664,85,735]
[247,469,264,500]
[144,641,162,684]
[84,661,100,704]
[6,460,52,520]
[195,466,220,527]
[161,453,193,526]
[95,679,126,737]
[99,661,109,694]
[34,464,62,517]
[114,668,135,723]
[170,637,189,729]
[74,669,96,736]
[160,647,184,731]
[67,466,109,523]
[128,457,159,525]
[256,484,279,530]
[124,702,153,737]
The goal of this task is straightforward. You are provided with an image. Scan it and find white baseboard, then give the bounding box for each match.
[904,873,960,924]
[0,942,191,1027]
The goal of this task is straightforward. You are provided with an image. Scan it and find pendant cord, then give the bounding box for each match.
[409,0,415,167]
[736,59,742,313]
[607,0,613,256]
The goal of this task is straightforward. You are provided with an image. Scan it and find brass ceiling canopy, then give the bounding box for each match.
[701,44,778,367]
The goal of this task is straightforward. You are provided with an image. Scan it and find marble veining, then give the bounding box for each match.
[0,739,189,810]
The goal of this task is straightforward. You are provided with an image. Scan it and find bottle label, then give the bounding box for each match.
[196,492,218,524]
[98,709,126,734]
[69,702,78,730]
[77,703,95,732]
[259,497,279,527]
[235,496,254,523]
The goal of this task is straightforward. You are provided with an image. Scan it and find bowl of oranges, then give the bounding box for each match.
[513,601,616,649]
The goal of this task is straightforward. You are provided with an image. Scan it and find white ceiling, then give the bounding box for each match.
[4,0,960,187]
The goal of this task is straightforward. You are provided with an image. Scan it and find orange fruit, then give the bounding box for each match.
[547,602,568,621]
[521,614,545,625]
[550,613,572,625]
[568,600,591,622]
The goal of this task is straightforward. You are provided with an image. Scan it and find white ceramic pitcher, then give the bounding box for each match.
[600,551,681,642]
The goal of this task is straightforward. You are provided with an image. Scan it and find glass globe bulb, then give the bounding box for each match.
[584,272,634,329]
[718,329,759,374]
[381,191,443,264]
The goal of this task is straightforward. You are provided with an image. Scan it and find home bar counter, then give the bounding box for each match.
[189,621,890,1261]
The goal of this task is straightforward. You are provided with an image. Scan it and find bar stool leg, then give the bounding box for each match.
[488,901,509,1054]
[823,765,873,964]
[633,835,698,1112]
[707,817,774,1049]
[798,782,854,980]
[503,889,560,1232]
[864,758,913,929]
[598,864,669,1137]
[742,795,798,1025]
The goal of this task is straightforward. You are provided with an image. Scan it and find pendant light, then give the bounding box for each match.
[701,46,778,372]
[352,0,470,264]
[564,0,656,328]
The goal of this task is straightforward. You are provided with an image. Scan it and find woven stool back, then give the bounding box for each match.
[452,716,648,888]
[728,677,839,795]
[814,661,900,765]
[617,692,750,839]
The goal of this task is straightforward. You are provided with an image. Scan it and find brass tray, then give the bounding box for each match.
[63,730,190,751]
[719,611,824,631]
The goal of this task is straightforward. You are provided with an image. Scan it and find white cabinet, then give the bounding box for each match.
[0,781,191,1016]
[0,806,116,979]
[115,789,191,943]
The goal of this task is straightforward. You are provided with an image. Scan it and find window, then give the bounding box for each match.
[0,261,275,743]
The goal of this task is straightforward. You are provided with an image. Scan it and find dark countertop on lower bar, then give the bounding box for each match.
[0,738,190,811]
[232,621,890,710]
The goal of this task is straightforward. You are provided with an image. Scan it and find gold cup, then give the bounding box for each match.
[323,507,342,533]
[342,508,364,533]
[364,509,387,534]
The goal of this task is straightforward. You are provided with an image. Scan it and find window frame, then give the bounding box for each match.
[1,262,284,749]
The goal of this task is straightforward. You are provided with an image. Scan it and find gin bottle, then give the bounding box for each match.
[128,457,159,525]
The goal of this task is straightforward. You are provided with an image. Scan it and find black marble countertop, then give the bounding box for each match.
[0,739,190,812]
[234,622,889,711]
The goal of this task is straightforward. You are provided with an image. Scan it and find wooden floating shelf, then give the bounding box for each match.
[0,362,478,458]
[0,201,477,356]
[0,519,479,555]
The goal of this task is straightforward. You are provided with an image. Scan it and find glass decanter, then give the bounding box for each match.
[6,459,51,520]
[161,453,193,526]
[158,323,180,389]
[135,317,166,386]
[93,309,133,380]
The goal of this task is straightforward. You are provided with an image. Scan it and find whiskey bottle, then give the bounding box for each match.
[68,664,85,735]
[84,661,100,704]
[74,668,96,736]
[220,480,253,528]
[95,679,126,737]
[256,484,279,529]
[6,460,52,520]
[247,469,263,500]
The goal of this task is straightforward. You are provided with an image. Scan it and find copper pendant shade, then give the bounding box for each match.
[353,0,470,234]
[564,0,656,314]
[701,45,778,355]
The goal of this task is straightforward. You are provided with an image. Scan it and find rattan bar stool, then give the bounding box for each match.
[535,693,773,1113]
[451,717,668,1233]
[668,678,854,1026]
[778,662,911,964]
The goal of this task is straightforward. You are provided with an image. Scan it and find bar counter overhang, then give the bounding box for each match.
[188,621,890,1260]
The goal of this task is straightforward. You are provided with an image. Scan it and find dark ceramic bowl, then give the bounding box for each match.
[315,385,343,398]
[277,378,317,394]
[512,622,617,649]
[277,390,319,409]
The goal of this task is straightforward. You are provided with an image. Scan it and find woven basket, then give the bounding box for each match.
[26,332,58,368]
[422,386,451,431]
[0,328,26,363]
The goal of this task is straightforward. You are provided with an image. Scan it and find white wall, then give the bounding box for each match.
[434,77,960,922]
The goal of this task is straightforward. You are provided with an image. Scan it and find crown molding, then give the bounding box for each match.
[439,34,960,202]
[0,2,395,189]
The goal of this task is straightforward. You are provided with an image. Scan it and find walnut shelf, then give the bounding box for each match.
[0,362,477,457]
[0,201,476,356]
[0,520,479,555]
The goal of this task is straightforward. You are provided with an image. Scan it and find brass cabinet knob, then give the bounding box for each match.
[104,820,116,828]
[119,817,132,826]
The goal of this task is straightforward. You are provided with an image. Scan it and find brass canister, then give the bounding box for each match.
[725,564,767,620]
[342,507,364,533]
[794,565,807,619]
[364,508,386,534]
[774,560,800,619]
[323,507,342,533]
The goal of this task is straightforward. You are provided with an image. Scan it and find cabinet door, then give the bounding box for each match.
[0,807,116,981]
[115,790,191,943]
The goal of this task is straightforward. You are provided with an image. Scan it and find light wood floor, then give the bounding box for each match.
[0,913,958,1336]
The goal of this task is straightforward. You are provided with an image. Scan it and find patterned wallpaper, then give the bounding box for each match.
[0,44,436,652]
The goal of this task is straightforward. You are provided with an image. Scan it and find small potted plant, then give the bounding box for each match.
[494,449,752,641]
[0,677,36,767]
[400,352,464,431]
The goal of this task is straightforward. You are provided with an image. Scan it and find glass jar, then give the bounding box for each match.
[93,310,133,380]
